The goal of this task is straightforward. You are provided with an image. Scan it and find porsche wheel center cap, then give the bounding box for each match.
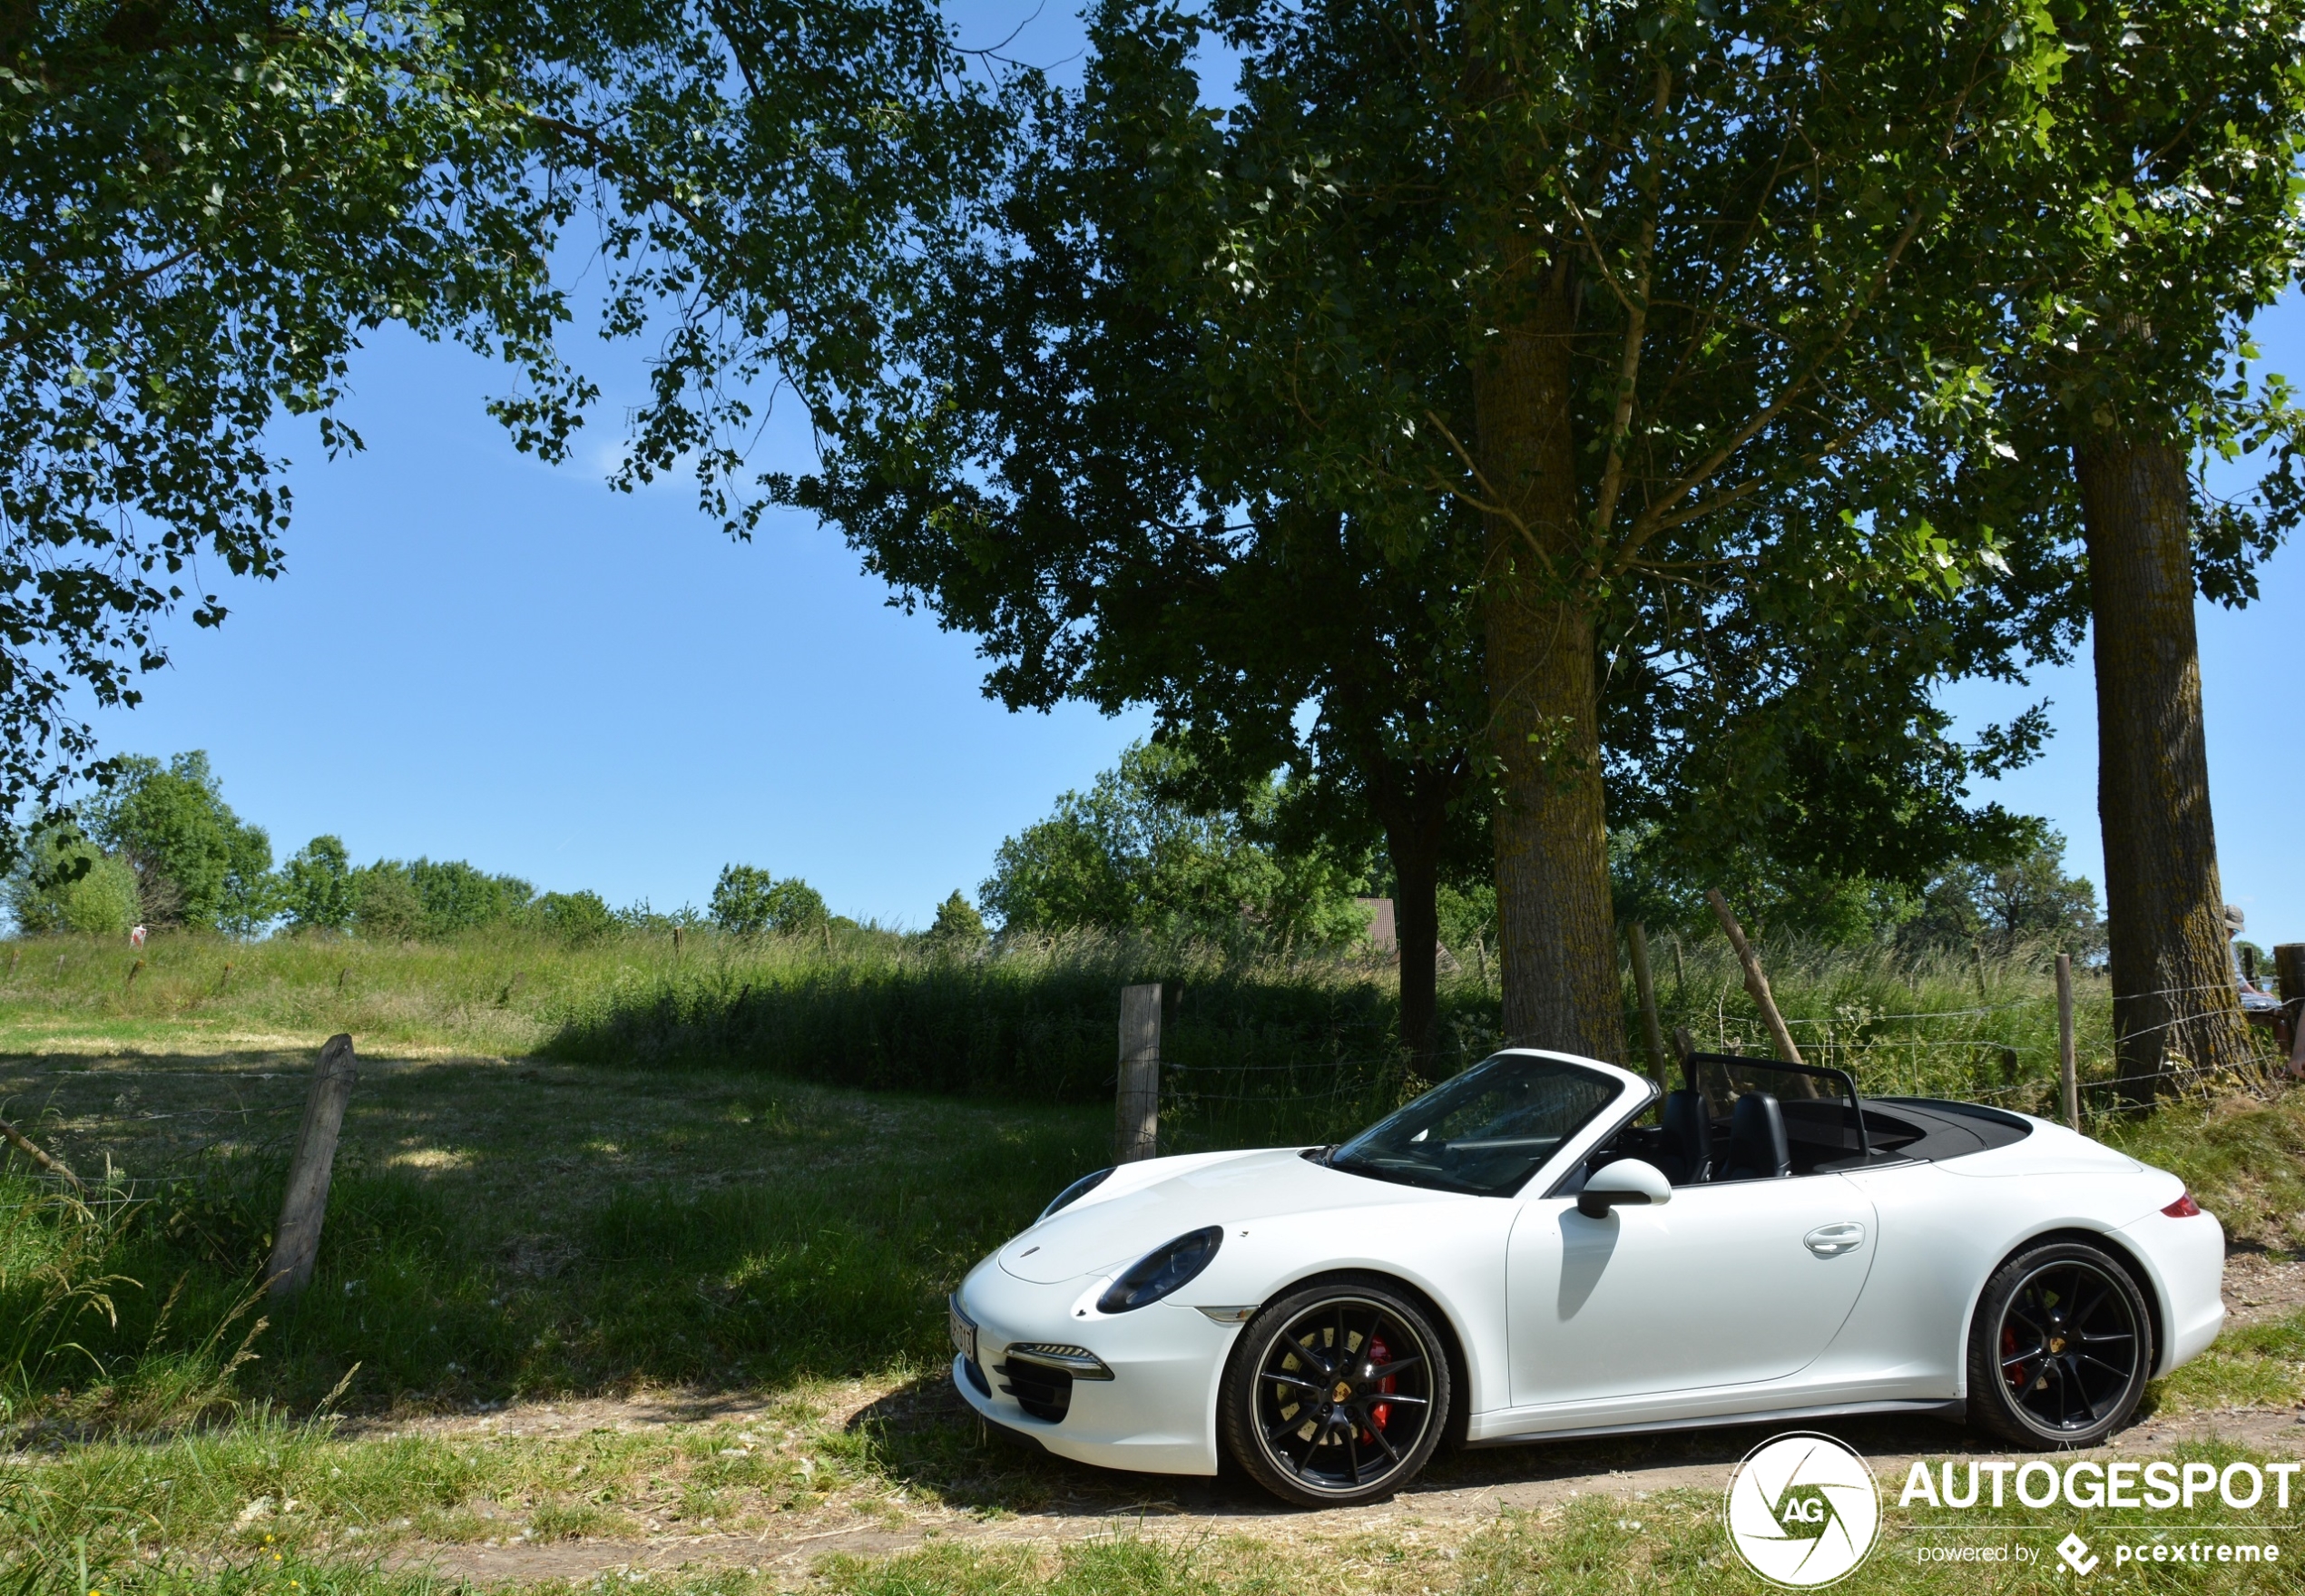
[1332,1381,1353,1401]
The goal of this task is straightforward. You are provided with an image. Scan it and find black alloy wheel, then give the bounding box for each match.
[1967,1240,2153,1448]
[1221,1278,1451,1507]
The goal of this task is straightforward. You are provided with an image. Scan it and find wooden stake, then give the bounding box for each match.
[2056,953,2080,1131]
[1706,890,1805,1066]
[1116,984,1160,1163]
[2275,944,2304,1075]
[0,1114,83,1192]
[1627,921,1668,1087]
[267,1033,358,1297]
[125,957,143,991]
[5,947,17,979]
[1971,942,1990,1002]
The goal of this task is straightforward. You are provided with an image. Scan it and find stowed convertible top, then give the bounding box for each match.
[1859,1095,2035,1162]
[1578,1053,2035,1186]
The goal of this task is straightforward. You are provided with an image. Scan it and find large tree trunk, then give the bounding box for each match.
[1471,264,1625,1061]
[2072,429,2251,1104]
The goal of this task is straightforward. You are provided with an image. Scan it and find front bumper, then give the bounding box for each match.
[950,1259,1235,1476]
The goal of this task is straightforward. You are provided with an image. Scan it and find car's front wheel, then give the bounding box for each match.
[1967,1239,2153,1449]
[1221,1278,1451,1507]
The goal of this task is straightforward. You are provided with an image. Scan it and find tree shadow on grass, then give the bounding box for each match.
[0,1049,1114,1424]
[840,1369,2131,1526]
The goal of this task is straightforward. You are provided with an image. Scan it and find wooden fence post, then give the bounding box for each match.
[1627,921,1668,1088]
[2056,953,2080,1131]
[0,1114,83,1191]
[1705,890,1806,1067]
[268,1033,358,1298]
[1116,984,1160,1163]
[2278,945,2305,1072]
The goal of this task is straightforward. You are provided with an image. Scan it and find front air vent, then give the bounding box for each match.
[996,1357,1074,1422]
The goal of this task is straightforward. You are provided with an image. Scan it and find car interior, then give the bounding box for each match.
[1570,1053,2035,1189]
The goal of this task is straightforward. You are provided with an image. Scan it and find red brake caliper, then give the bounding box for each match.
[1364,1335,1395,1440]
[2001,1324,2025,1394]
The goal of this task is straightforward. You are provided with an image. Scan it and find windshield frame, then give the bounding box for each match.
[1326,1051,1647,1199]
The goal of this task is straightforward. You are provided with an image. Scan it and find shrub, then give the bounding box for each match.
[350,863,424,940]
[925,889,986,947]
[406,858,533,934]
[59,856,142,937]
[711,865,829,936]
[537,889,616,945]
[280,835,356,932]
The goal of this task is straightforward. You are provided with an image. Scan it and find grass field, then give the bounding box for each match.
[2,932,2300,1593]
[0,921,2251,1116]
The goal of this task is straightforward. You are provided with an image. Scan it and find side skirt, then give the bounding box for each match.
[1465,1398,1966,1449]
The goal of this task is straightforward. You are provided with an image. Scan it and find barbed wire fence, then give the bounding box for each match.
[1152,978,2290,1154]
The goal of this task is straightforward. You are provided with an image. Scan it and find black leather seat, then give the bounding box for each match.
[1724,1092,1791,1180]
[1659,1089,1712,1184]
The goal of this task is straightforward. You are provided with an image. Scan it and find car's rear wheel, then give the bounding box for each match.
[1221,1278,1451,1507]
[1967,1239,2153,1449]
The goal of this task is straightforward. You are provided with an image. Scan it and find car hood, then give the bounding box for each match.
[998,1146,1457,1284]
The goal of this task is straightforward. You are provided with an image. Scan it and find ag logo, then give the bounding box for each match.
[1722,1432,1881,1587]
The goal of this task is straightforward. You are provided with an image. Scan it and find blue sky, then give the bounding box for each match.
[83,5,2305,943]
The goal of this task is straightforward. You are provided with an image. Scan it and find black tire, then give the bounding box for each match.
[1220,1277,1452,1507]
[1967,1239,2153,1449]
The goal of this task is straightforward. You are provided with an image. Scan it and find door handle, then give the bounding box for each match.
[1804,1221,1867,1258]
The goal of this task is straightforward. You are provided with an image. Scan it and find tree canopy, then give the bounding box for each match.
[2,0,585,853]
[0,0,1000,862]
[981,743,1373,955]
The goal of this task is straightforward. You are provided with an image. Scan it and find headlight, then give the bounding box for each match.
[1096,1226,1223,1314]
[1039,1167,1113,1221]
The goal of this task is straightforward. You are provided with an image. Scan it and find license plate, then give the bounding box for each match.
[948,1297,978,1366]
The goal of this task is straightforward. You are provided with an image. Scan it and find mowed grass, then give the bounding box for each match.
[0,1053,1108,1421]
[9,1445,2303,1596]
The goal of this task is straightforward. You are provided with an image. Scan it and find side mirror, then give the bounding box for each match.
[1575,1158,1672,1219]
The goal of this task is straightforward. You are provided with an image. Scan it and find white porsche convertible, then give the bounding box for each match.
[949,1048,2225,1506]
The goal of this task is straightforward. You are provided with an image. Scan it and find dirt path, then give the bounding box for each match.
[385,1385,2305,1586]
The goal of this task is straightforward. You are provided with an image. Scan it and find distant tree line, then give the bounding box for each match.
[1,751,825,946]
[978,745,2107,966]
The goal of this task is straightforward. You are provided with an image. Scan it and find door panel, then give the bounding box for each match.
[1506,1176,1878,1407]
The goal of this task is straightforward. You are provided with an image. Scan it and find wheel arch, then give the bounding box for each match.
[1237,1268,1476,1449]
[1968,1225,2168,1384]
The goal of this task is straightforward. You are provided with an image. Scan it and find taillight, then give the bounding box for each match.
[2163,1191,2202,1218]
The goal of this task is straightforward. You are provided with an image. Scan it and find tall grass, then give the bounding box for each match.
[6,921,2278,1120]
[0,1172,265,1434]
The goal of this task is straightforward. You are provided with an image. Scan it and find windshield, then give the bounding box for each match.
[1329,1054,1623,1196]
